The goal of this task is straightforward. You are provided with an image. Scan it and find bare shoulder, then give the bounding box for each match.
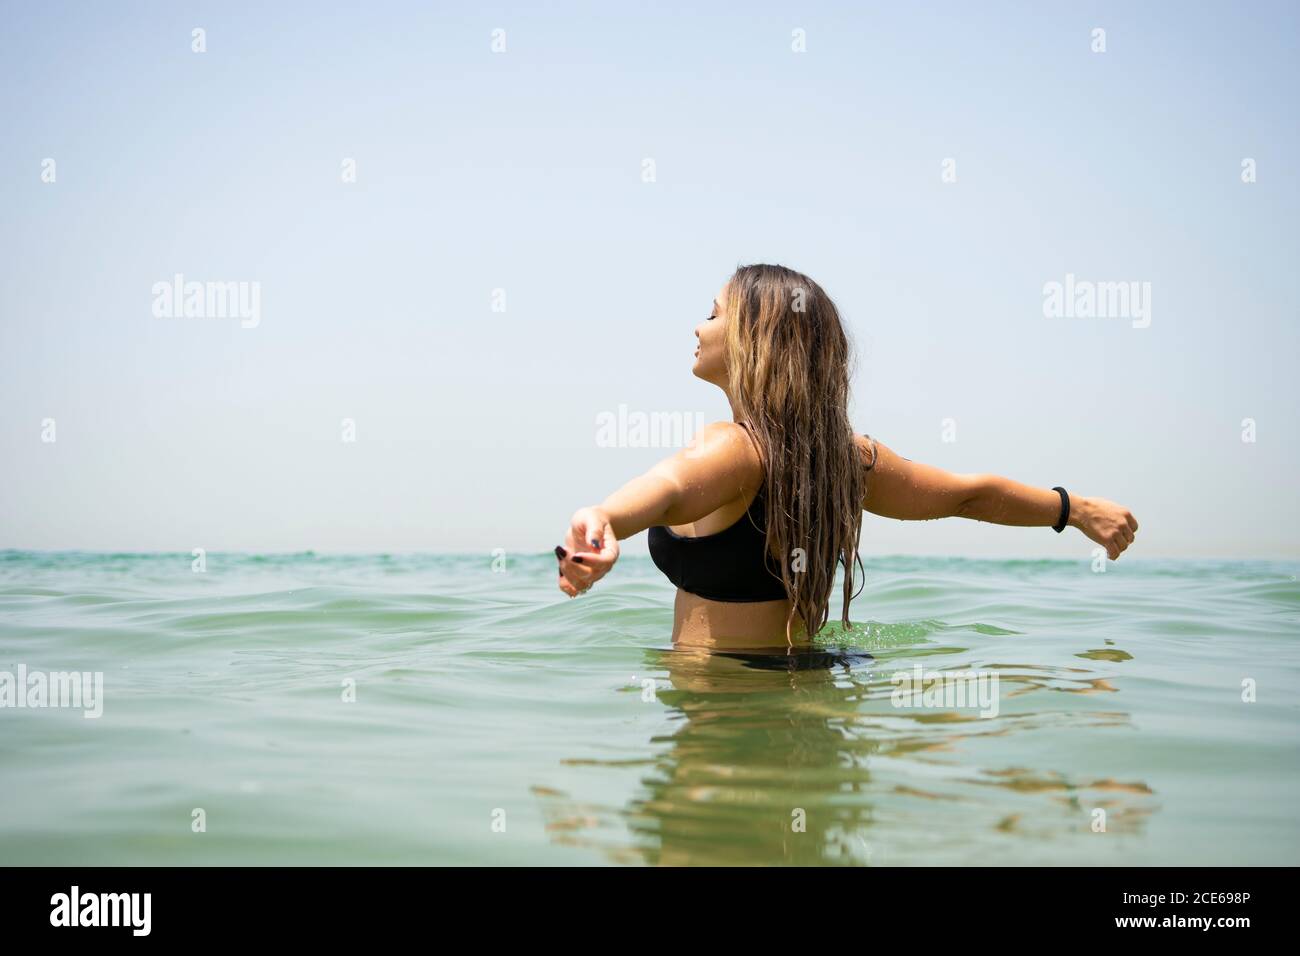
[674,421,764,488]
[691,420,763,466]
[644,420,764,523]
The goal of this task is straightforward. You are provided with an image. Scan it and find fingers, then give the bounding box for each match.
[571,510,596,542]
[571,519,610,562]
[566,548,616,573]
[562,559,596,586]
[1117,519,1136,558]
[555,542,599,597]
[556,548,595,587]
[570,520,620,575]
[561,520,595,588]
[1109,528,1134,560]
[557,566,589,596]
[1093,504,1137,561]
[555,510,620,597]
[593,519,620,563]
[565,533,620,586]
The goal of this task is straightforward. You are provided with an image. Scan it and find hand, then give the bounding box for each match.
[1071,495,1138,560]
[556,506,620,597]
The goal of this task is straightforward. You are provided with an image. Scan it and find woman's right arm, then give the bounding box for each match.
[556,421,761,596]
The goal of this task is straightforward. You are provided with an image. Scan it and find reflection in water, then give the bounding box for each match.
[536,631,1159,865]
[633,645,880,866]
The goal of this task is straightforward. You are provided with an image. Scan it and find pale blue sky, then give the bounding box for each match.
[1,1,1296,558]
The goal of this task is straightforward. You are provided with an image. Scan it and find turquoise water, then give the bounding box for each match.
[1,550,1297,866]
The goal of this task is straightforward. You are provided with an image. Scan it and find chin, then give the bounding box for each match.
[692,363,721,386]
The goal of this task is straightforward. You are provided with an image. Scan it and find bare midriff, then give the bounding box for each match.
[670,588,810,650]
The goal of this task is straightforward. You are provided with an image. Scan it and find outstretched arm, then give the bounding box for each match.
[860,436,1139,560]
[556,422,762,596]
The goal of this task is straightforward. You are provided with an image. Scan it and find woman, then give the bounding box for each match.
[555,264,1138,649]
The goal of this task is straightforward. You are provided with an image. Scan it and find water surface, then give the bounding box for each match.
[1,550,1297,865]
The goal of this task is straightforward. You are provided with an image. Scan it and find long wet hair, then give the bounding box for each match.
[723,263,871,641]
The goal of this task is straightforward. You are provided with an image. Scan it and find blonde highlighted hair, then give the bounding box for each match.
[723,263,873,640]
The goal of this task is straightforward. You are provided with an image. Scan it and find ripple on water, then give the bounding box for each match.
[0,552,1296,865]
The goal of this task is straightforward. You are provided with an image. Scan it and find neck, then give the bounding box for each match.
[724,389,741,423]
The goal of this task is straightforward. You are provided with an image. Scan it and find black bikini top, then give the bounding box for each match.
[645,431,877,603]
[647,483,788,603]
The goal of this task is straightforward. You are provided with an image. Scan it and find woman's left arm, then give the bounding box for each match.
[862,438,1139,560]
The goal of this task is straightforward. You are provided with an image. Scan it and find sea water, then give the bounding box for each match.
[1,550,1297,866]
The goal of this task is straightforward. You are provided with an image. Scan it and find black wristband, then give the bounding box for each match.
[1051,487,1069,533]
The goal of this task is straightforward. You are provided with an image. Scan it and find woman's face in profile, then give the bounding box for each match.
[692,280,730,386]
